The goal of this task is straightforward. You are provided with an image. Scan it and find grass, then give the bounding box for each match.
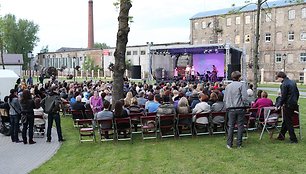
[32,97,306,174]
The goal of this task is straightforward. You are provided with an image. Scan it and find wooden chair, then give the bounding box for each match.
[61,101,71,116]
[76,119,96,143]
[114,117,132,141]
[158,114,176,139]
[96,119,115,142]
[210,111,227,135]
[129,112,144,134]
[71,110,85,127]
[176,113,193,137]
[193,112,211,136]
[140,115,158,140]
[85,109,94,119]
[247,108,258,131]
[292,108,302,140]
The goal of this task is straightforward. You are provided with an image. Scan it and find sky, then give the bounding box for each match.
[0,0,249,54]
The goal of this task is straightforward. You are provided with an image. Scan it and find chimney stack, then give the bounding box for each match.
[88,0,94,48]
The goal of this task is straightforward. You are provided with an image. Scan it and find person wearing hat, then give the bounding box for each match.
[41,86,64,142]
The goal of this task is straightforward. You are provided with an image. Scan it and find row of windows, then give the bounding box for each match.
[275,53,306,63]
[264,32,306,42]
[126,50,146,56]
[44,57,81,69]
[195,8,306,29]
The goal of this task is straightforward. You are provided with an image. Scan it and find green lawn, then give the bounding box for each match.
[32,97,306,174]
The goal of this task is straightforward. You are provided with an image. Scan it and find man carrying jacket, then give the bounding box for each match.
[275,71,299,144]
[41,86,64,142]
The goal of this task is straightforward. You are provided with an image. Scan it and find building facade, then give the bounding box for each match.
[190,0,306,82]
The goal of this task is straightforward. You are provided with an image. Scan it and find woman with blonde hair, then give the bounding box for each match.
[124,91,133,108]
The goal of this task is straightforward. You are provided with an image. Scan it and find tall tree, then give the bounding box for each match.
[1,14,39,69]
[112,0,132,108]
[94,42,110,49]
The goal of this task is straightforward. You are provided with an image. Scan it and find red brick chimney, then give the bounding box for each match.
[88,0,94,48]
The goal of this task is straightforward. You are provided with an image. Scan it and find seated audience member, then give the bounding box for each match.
[207,92,218,106]
[251,91,273,116]
[254,89,263,103]
[190,91,200,109]
[71,96,86,119]
[137,91,147,107]
[246,88,256,106]
[113,100,129,137]
[275,89,282,107]
[192,93,211,124]
[211,93,226,130]
[177,97,190,114]
[89,91,103,115]
[144,93,154,112]
[128,97,143,113]
[96,100,113,138]
[33,98,47,129]
[147,94,161,113]
[157,95,176,126]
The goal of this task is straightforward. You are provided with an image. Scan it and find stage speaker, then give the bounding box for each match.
[131,65,141,79]
[227,64,241,80]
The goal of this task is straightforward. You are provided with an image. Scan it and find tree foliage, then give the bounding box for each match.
[82,56,101,71]
[94,42,110,49]
[1,14,39,69]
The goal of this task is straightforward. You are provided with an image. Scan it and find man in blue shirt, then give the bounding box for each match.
[147,94,161,113]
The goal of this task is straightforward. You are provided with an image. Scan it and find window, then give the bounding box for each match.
[126,51,131,55]
[276,32,283,44]
[301,32,306,40]
[226,18,232,26]
[235,35,240,44]
[299,72,304,82]
[288,31,294,41]
[140,50,146,55]
[300,53,306,62]
[194,22,199,30]
[288,10,295,20]
[132,51,138,55]
[201,21,206,29]
[265,33,271,42]
[235,17,240,25]
[302,8,306,18]
[245,15,251,24]
[245,34,250,43]
[265,13,272,22]
[275,53,282,63]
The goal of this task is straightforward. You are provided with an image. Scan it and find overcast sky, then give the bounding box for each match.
[0,0,249,54]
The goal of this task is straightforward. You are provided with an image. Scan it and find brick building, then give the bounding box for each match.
[190,0,306,82]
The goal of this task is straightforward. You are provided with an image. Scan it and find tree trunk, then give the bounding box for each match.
[112,0,132,108]
[0,37,5,69]
[253,0,261,96]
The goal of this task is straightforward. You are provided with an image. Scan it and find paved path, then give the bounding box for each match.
[0,128,61,174]
[258,87,306,98]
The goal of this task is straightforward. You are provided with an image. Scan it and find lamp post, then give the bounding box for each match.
[27,51,34,77]
[73,57,76,82]
[283,53,287,73]
[146,42,153,80]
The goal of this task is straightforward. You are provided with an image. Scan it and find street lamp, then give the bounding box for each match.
[27,51,34,77]
[73,57,76,82]
[283,53,287,73]
[146,42,153,80]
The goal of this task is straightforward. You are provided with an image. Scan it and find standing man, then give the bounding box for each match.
[223,71,248,149]
[275,71,299,143]
[41,86,64,142]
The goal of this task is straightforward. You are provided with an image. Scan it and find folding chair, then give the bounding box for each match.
[292,109,302,140]
[33,114,46,138]
[259,107,280,140]
[96,119,115,142]
[114,117,132,141]
[140,115,158,140]
[85,110,94,119]
[193,112,211,136]
[210,111,226,135]
[71,110,85,127]
[61,101,71,116]
[129,113,144,134]
[76,119,96,143]
[176,113,193,137]
[158,114,176,138]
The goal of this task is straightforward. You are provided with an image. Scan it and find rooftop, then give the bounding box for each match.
[191,0,306,20]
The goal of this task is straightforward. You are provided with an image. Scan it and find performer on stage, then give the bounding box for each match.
[191,66,195,81]
[211,65,218,82]
[174,67,178,80]
[185,65,191,81]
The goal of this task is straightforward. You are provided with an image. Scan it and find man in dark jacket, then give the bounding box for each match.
[41,86,64,142]
[275,71,299,143]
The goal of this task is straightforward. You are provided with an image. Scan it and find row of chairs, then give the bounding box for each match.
[74,111,237,143]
